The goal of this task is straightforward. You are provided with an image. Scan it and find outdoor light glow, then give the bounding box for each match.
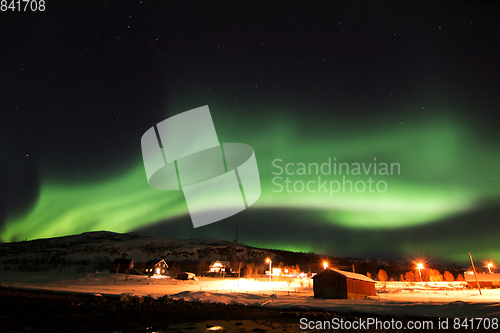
[217,278,299,292]
[323,261,329,269]
[416,262,424,283]
[266,258,272,282]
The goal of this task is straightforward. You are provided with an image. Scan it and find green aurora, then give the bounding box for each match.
[2,106,499,264]
[2,1,499,270]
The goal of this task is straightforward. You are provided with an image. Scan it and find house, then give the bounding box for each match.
[266,265,302,277]
[110,258,134,274]
[209,260,231,273]
[281,265,301,277]
[143,259,169,276]
[312,268,377,299]
[464,272,500,289]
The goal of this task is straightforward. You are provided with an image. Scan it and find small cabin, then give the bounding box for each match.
[209,260,231,273]
[144,259,169,276]
[110,258,134,274]
[312,268,377,299]
[464,272,500,289]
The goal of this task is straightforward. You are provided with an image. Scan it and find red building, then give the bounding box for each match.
[313,268,377,299]
[110,258,134,274]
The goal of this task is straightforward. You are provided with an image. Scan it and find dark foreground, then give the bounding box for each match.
[0,287,457,333]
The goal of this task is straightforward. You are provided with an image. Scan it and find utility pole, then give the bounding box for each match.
[468,252,482,295]
[114,263,120,285]
[237,262,241,290]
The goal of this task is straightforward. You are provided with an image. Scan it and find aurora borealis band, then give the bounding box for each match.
[1,2,499,265]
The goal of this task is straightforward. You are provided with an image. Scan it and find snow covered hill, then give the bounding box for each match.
[0,231,460,281]
[0,231,285,273]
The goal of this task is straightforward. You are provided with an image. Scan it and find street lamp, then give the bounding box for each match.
[266,258,272,282]
[416,263,424,283]
[323,261,329,270]
[487,262,494,274]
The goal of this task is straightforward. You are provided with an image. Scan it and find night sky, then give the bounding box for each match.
[1,1,499,266]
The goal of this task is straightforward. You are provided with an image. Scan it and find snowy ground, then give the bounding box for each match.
[2,270,500,318]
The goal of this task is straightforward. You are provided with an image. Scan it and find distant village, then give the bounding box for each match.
[110,258,304,280]
[2,231,498,300]
[109,256,500,299]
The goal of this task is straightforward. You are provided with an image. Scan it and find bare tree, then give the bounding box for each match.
[444,271,455,282]
[427,269,443,282]
[378,269,388,283]
[405,271,417,283]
